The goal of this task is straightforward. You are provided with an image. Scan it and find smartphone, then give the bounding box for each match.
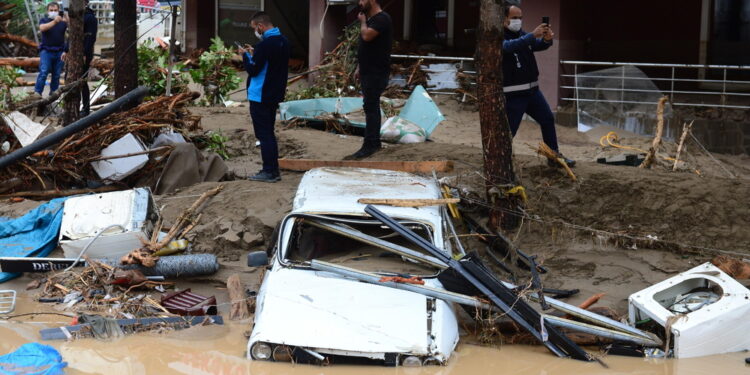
[542,16,549,25]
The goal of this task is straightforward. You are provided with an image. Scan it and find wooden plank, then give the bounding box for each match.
[357,198,460,207]
[227,274,250,320]
[278,159,453,173]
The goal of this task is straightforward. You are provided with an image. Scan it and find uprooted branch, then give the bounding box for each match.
[120,185,225,267]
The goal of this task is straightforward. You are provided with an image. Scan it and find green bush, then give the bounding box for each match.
[137,40,188,97]
[189,37,241,106]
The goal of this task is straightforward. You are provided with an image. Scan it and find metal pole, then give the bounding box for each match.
[23,0,39,45]
[670,67,675,103]
[164,5,178,96]
[542,315,660,347]
[619,65,625,127]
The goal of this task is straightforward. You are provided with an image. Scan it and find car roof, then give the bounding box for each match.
[292,167,443,227]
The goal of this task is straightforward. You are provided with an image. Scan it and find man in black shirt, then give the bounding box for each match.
[345,0,392,160]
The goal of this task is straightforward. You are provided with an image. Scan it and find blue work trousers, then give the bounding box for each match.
[34,49,65,95]
[250,101,280,175]
[505,88,559,152]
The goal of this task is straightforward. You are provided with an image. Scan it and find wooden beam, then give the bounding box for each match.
[0,33,37,48]
[278,159,454,173]
[357,198,460,207]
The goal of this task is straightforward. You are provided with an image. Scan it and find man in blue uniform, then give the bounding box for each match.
[502,5,575,167]
[242,12,290,182]
[35,2,68,96]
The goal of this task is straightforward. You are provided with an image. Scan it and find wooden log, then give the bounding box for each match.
[357,198,460,207]
[0,57,40,69]
[278,159,453,173]
[0,33,37,48]
[227,274,250,320]
[640,96,668,169]
[0,185,119,199]
[672,121,694,171]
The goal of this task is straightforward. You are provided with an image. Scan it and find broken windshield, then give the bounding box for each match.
[280,215,443,276]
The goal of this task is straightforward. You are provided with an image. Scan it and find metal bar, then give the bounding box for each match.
[560,74,750,85]
[364,205,590,361]
[559,98,750,109]
[164,5,178,96]
[311,260,492,310]
[305,220,448,269]
[0,86,150,170]
[503,280,658,341]
[560,86,750,97]
[560,60,750,70]
[542,315,659,347]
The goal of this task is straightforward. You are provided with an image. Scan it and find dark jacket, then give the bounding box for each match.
[502,29,552,96]
[242,27,290,104]
[83,7,98,61]
[39,17,67,52]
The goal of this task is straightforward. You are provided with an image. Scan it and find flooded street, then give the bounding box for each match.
[2,292,746,375]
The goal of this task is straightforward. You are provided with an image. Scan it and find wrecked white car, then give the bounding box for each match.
[246,167,459,366]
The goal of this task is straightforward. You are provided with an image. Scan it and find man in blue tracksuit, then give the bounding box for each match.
[502,5,575,167]
[242,12,290,182]
[35,2,68,96]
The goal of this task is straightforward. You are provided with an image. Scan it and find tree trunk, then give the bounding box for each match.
[476,0,517,230]
[114,0,138,98]
[62,0,85,125]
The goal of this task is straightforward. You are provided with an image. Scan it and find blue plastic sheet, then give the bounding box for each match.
[0,198,67,283]
[279,85,444,136]
[0,343,67,375]
[398,85,445,137]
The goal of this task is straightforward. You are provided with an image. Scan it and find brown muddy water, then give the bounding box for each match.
[2,294,747,375]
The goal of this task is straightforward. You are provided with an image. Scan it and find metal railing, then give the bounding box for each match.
[560,60,750,110]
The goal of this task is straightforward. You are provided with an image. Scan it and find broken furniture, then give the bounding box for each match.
[629,262,750,358]
[58,188,159,260]
[161,289,217,316]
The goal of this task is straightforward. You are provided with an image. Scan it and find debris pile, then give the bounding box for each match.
[0,91,202,194]
[35,260,174,319]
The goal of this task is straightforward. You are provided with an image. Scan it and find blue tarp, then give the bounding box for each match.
[0,198,67,283]
[279,85,444,136]
[0,343,67,375]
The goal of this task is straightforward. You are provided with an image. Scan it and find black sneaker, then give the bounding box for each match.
[248,170,281,183]
[343,145,380,160]
[547,152,576,168]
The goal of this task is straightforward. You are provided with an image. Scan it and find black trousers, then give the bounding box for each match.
[80,57,92,114]
[360,73,389,148]
[250,101,280,174]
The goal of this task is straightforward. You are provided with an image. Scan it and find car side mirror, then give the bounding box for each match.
[247,251,269,267]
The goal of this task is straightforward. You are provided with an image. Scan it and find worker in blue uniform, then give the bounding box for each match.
[502,5,575,167]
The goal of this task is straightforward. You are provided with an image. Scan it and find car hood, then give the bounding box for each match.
[250,266,432,356]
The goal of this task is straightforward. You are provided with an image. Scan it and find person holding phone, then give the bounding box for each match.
[345,0,392,160]
[241,12,290,183]
[35,2,68,96]
[502,5,575,167]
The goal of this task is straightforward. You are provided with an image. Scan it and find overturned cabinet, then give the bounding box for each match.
[628,262,750,358]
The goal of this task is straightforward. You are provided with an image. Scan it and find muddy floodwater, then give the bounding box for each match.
[2,295,746,375]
